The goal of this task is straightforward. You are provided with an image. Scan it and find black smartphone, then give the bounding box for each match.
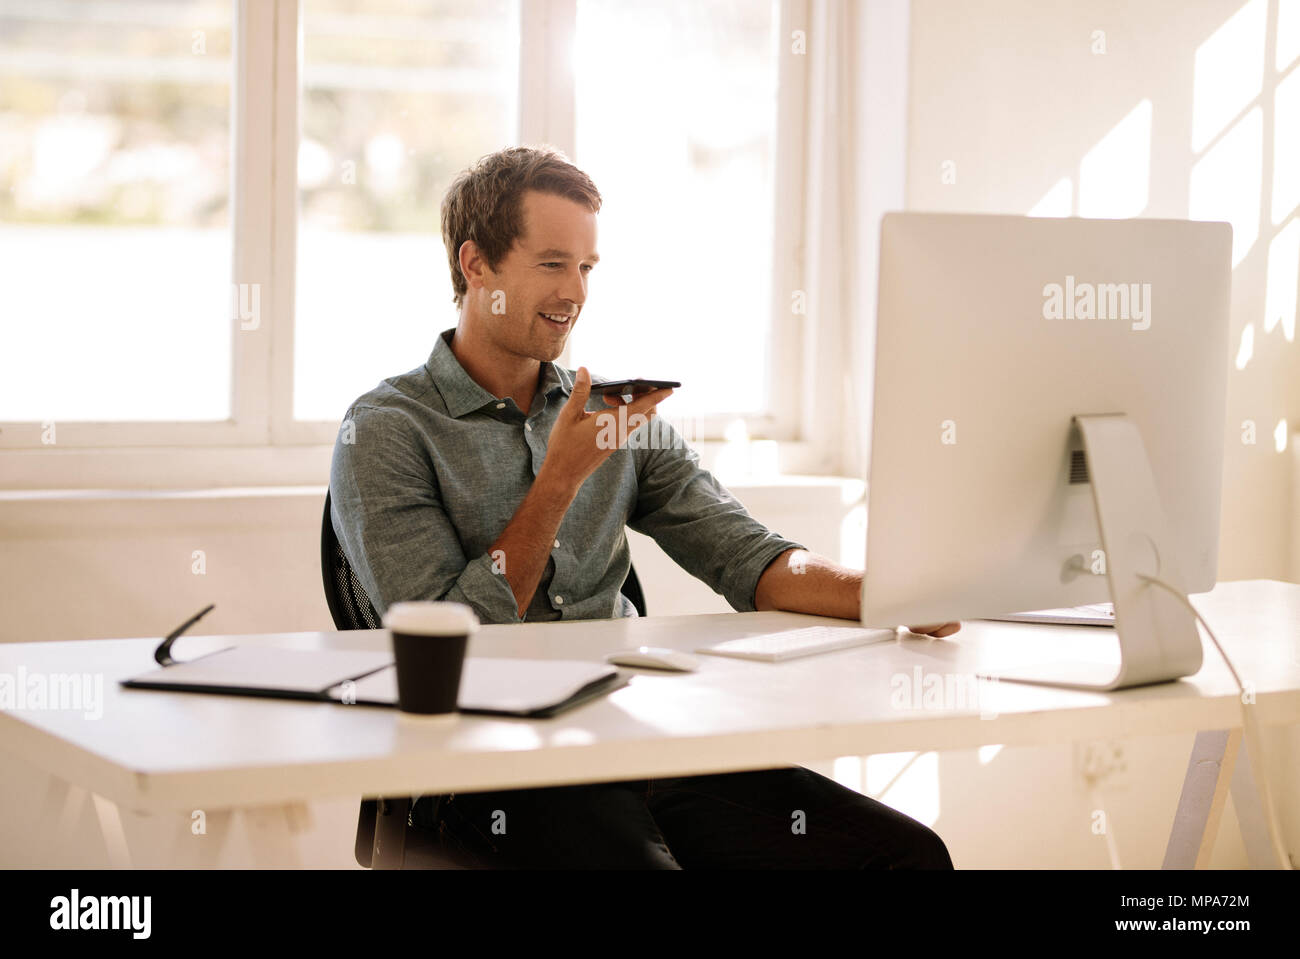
[589,378,681,396]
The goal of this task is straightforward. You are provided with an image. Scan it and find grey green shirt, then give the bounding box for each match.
[329,327,804,625]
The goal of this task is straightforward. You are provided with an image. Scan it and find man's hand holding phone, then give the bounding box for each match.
[540,367,674,497]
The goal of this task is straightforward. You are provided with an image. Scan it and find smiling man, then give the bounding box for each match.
[329,145,958,869]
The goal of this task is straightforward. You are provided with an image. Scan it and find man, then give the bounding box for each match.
[330,146,959,868]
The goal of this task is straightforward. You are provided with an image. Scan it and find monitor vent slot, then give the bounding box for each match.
[1069,449,1090,485]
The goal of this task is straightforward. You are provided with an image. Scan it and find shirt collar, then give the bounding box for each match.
[426,328,574,419]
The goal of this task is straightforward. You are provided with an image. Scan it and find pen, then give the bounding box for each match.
[154,603,216,666]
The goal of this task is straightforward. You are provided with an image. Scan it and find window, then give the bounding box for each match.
[1,0,808,464]
[294,0,520,422]
[0,0,233,424]
[567,0,779,421]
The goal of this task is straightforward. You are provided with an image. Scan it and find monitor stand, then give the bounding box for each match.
[983,414,1204,691]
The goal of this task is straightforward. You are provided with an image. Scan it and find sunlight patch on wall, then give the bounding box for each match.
[1028,177,1072,217]
[1265,217,1299,341]
[1192,0,1267,153]
[1272,65,1300,224]
[978,743,1004,765]
[1079,100,1152,218]
[1189,106,1262,267]
[1236,322,1255,369]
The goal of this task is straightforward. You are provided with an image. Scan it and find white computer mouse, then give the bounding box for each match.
[605,646,700,672]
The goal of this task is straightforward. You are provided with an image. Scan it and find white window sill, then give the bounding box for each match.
[0,474,863,505]
[0,439,845,491]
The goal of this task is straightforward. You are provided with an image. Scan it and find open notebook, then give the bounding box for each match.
[121,644,628,718]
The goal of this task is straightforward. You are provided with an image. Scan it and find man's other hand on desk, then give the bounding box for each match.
[902,621,962,637]
[754,548,961,637]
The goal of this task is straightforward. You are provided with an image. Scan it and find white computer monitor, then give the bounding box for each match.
[860,212,1233,690]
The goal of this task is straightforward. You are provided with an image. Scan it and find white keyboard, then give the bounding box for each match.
[985,603,1115,626]
[697,625,898,663]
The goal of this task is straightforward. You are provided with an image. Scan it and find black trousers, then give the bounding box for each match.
[411,766,953,869]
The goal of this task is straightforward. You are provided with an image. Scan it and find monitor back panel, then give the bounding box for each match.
[862,213,1231,627]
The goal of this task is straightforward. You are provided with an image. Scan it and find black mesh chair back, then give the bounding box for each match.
[620,562,647,617]
[321,490,382,630]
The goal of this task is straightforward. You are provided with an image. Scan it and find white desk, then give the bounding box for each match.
[2,579,1297,868]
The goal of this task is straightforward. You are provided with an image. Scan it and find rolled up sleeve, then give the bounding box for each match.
[628,421,805,612]
[330,405,522,623]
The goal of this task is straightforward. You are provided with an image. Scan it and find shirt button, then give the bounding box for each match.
[555,595,564,605]
[554,539,560,548]
[495,402,505,409]
[525,422,532,431]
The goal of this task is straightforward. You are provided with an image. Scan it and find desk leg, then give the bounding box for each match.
[34,782,311,869]
[38,776,82,839]
[90,793,132,868]
[35,775,132,868]
[170,809,234,867]
[243,804,306,869]
[1230,729,1289,868]
[1163,730,1238,869]
[166,803,310,868]
[35,776,82,862]
[1163,728,1288,869]
[163,800,310,868]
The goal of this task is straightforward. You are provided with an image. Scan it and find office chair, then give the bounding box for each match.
[320,489,648,869]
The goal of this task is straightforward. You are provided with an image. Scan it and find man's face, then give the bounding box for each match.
[475,189,599,363]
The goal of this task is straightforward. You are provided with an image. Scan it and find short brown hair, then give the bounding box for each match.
[440,146,602,307]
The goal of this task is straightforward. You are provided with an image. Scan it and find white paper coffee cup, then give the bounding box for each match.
[383,601,479,636]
